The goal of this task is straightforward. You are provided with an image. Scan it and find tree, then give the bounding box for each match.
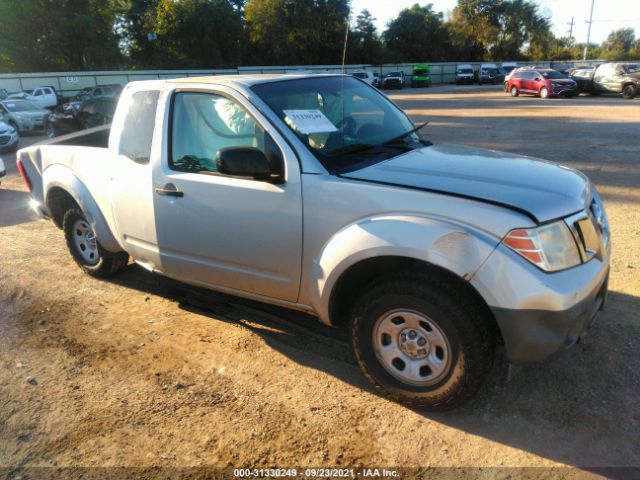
[348,9,383,64]
[601,28,636,60]
[244,0,349,65]
[383,3,448,62]
[144,0,244,68]
[447,0,553,61]
[0,0,123,72]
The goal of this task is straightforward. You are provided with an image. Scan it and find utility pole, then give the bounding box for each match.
[567,17,575,40]
[583,0,595,60]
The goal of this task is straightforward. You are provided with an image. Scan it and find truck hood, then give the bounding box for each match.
[342,144,591,223]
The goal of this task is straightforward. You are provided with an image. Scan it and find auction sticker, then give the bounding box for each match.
[283,109,338,134]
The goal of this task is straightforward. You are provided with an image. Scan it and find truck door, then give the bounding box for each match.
[151,87,303,302]
[109,87,163,270]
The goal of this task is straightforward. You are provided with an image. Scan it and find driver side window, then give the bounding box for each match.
[170,92,277,174]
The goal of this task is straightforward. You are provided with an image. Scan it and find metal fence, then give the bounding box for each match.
[0,60,611,96]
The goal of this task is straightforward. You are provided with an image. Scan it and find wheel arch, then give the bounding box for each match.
[309,214,500,331]
[327,256,501,343]
[43,165,122,253]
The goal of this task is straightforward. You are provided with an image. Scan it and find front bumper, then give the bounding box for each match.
[471,241,611,364]
[0,131,19,151]
[551,85,577,96]
[383,79,403,88]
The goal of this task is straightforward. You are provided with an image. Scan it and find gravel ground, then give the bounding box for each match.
[0,85,639,479]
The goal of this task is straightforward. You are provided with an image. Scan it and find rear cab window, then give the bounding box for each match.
[118,90,160,164]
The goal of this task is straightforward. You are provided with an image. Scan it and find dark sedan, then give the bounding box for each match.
[45,98,117,138]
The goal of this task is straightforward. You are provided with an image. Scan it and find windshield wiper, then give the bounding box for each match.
[382,121,430,146]
[327,143,376,156]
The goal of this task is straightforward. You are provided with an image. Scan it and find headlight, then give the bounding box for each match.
[503,221,581,272]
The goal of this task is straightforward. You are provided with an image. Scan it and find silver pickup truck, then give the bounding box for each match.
[17,75,610,411]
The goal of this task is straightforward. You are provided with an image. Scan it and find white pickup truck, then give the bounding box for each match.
[17,74,610,410]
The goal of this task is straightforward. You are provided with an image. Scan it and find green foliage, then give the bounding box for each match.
[0,0,638,73]
[347,9,383,65]
[0,0,123,72]
[383,4,448,62]
[601,28,637,60]
[148,0,243,68]
[244,0,349,65]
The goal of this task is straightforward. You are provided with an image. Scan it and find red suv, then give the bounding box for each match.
[507,69,577,98]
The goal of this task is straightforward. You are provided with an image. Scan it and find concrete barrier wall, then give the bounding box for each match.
[0,60,609,96]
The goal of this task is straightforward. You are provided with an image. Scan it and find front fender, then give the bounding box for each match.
[43,164,121,253]
[309,214,500,325]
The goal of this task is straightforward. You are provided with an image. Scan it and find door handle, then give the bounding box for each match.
[155,183,184,197]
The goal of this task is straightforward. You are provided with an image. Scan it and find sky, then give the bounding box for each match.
[350,0,640,45]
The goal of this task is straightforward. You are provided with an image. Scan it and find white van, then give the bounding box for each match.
[456,64,474,84]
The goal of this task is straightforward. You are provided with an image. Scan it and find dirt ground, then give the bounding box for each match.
[1,86,639,479]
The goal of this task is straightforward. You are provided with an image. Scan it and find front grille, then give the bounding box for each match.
[0,134,9,145]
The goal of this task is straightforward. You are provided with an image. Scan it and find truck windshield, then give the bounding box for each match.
[624,64,640,73]
[251,76,428,173]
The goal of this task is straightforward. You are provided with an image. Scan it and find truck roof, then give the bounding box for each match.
[171,73,341,87]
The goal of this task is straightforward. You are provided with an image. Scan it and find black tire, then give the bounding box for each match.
[510,85,519,97]
[351,272,495,411]
[63,208,129,278]
[622,84,636,100]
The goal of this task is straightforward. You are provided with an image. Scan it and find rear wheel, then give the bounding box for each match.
[63,208,129,278]
[623,84,636,100]
[350,272,495,411]
[510,85,519,97]
[539,87,549,99]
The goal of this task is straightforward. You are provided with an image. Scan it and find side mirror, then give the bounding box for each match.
[217,147,274,181]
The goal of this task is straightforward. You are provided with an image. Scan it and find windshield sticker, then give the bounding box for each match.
[283,109,338,134]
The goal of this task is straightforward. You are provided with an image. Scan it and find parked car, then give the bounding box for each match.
[8,86,58,109]
[507,68,577,98]
[351,71,375,85]
[455,64,475,84]
[411,64,431,88]
[570,62,640,99]
[570,67,596,94]
[382,71,404,89]
[45,98,118,138]
[503,66,548,92]
[476,63,504,84]
[18,74,610,411]
[501,62,518,75]
[0,88,8,100]
[0,120,19,153]
[71,84,122,103]
[372,72,381,88]
[0,99,48,133]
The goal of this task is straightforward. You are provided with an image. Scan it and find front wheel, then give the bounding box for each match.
[539,87,549,99]
[623,84,636,100]
[351,273,495,411]
[510,86,519,97]
[63,208,129,278]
